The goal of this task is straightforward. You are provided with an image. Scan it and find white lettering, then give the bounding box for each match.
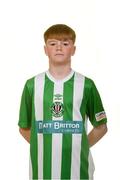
[54,122,80,129]
[54,122,60,129]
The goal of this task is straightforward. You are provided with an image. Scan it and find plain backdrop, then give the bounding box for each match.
[0,0,120,179]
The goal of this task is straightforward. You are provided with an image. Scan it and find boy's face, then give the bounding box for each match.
[44,38,76,65]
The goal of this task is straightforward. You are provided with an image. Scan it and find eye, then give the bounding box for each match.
[63,42,69,46]
[48,41,57,46]
[49,42,56,46]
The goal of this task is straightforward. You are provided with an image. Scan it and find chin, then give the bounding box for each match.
[53,60,69,66]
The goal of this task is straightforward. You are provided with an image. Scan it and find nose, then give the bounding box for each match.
[56,42,62,50]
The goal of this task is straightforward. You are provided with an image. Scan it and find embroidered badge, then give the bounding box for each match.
[51,101,64,117]
[95,111,106,121]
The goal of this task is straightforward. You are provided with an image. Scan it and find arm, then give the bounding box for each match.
[88,123,108,148]
[19,127,31,143]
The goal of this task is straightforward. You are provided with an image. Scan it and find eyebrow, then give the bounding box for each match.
[47,39,70,43]
[47,39,57,42]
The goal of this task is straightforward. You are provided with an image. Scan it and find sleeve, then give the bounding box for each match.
[18,80,32,128]
[86,79,107,127]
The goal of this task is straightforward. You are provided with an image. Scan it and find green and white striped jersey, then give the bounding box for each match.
[18,69,107,180]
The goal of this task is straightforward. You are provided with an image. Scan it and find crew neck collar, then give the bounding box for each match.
[45,68,75,83]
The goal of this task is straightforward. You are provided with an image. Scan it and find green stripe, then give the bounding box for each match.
[43,75,54,180]
[30,78,38,179]
[80,77,89,179]
[61,75,74,179]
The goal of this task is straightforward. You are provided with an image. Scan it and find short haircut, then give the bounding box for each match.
[44,24,76,44]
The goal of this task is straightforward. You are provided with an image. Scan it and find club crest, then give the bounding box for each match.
[51,101,64,117]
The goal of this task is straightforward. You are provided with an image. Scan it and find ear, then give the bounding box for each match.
[44,45,48,56]
[71,46,76,56]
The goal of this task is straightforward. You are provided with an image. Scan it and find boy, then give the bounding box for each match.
[18,24,107,180]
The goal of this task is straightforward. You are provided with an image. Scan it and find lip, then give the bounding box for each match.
[55,54,64,56]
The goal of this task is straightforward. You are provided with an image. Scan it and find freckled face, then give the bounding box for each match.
[44,39,76,64]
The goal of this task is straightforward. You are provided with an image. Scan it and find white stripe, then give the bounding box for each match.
[84,115,88,133]
[71,72,85,179]
[29,155,32,180]
[52,82,63,179]
[88,151,95,180]
[34,72,45,179]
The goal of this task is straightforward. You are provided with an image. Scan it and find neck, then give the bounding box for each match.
[48,61,72,80]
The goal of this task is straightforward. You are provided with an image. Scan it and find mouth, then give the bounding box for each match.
[55,54,64,56]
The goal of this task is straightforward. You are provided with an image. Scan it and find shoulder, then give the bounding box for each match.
[84,76,95,90]
[25,76,34,92]
[74,71,94,89]
[26,71,45,85]
[25,71,45,95]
